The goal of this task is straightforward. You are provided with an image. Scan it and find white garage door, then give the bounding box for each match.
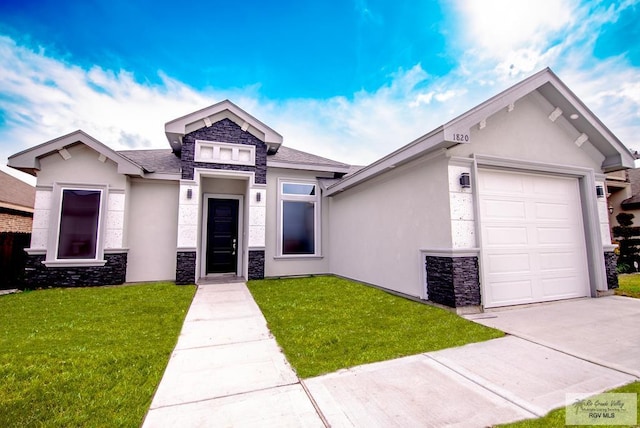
[478,169,590,308]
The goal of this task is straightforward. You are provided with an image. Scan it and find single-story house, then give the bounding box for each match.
[7,68,634,310]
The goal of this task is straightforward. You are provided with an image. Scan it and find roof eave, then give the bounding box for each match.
[325,127,453,196]
[267,160,351,173]
[7,130,145,177]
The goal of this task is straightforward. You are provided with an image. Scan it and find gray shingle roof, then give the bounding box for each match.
[117,145,350,176]
[268,146,350,169]
[118,149,182,174]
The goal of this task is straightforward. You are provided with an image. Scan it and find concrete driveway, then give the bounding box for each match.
[143,285,639,427]
[467,296,640,378]
[302,296,639,427]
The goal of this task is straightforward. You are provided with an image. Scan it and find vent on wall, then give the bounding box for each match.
[195,140,256,166]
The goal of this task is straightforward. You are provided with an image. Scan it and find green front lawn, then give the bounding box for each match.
[617,273,640,298]
[247,275,503,378]
[0,282,195,427]
[498,381,640,428]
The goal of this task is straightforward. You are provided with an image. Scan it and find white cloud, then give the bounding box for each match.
[454,0,576,57]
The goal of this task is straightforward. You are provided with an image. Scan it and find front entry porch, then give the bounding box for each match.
[175,171,266,285]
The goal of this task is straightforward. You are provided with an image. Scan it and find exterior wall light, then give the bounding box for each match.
[459,173,471,189]
[186,188,193,199]
[608,205,614,215]
[256,191,261,202]
[596,185,605,198]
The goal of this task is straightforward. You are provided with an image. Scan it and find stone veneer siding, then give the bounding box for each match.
[176,251,196,285]
[180,118,267,183]
[604,252,619,290]
[425,256,481,308]
[248,250,265,280]
[25,253,127,288]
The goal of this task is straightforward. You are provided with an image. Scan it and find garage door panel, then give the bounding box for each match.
[536,227,579,245]
[481,173,525,193]
[483,199,527,219]
[532,175,576,196]
[479,169,589,308]
[535,202,572,220]
[539,251,579,270]
[541,276,587,298]
[487,253,532,274]
[484,226,529,246]
[488,279,534,304]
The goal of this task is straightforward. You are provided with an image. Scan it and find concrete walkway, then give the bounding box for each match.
[143,285,639,427]
[142,283,325,427]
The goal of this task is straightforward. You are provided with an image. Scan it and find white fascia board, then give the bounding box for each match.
[139,172,182,181]
[164,99,283,148]
[325,127,448,196]
[266,161,351,174]
[7,130,144,177]
[0,201,34,213]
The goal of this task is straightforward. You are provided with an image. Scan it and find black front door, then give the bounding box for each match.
[206,198,239,274]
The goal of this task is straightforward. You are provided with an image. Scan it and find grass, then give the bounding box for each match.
[617,273,640,298]
[497,381,640,427]
[247,275,504,378]
[0,282,195,428]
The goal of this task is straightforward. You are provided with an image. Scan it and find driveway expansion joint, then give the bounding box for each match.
[424,353,543,418]
[300,379,331,428]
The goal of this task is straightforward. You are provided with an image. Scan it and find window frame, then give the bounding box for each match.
[45,183,108,267]
[277,178,321,258]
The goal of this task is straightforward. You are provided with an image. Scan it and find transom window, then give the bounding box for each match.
[279,180,319,256]
[56,189,102,260]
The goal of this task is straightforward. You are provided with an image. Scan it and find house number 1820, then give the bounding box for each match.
[453,133,469,142]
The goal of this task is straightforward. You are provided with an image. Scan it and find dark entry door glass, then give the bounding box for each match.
[206,198,239,274]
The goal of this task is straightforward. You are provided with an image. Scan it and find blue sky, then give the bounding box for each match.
[1,0,639,182]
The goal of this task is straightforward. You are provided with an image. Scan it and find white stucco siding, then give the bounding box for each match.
[596,178,614,247]
[448,91,603,172]
[126,179,179,282]
[249,188,266,248]
[36,144,127,189]
[328,155,451,298]
[265,168,333,277]
[104,192,126,249]
[448,161,476,249]
[30,189,52,249]
[177,182,199,249]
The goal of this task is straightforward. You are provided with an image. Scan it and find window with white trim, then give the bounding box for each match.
[55,188,103,260]
[279,180,320,256]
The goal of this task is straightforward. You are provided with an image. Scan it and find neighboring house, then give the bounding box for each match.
[0,170,35,233]
[7,68,634,311]
[607,167,640,232]
[0,170,36,288]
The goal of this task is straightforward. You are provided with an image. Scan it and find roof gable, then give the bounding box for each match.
[7,130,144,177]
[165,100,283,153]
[326,68,635,195]
[443,68,633,171]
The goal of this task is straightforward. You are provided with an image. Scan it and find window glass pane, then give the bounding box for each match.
[282,183,315,196]
[57,190,101,259]
[282,201,315,254]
